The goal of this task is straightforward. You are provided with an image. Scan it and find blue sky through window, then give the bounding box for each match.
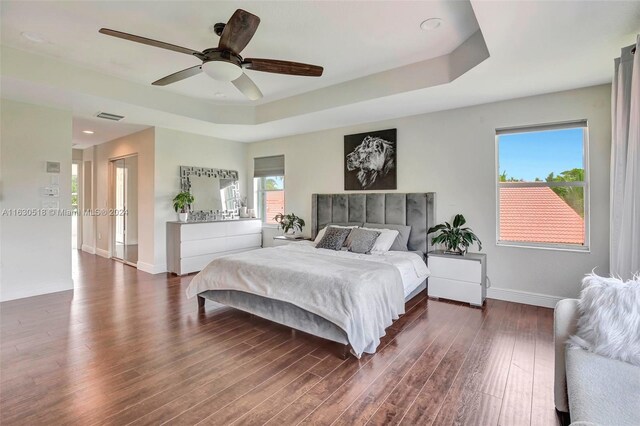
[498,128,584,181]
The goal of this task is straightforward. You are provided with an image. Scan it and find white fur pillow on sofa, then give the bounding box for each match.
[569,273,640,366]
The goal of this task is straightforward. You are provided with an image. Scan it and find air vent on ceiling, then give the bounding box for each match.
[96,112,125,121]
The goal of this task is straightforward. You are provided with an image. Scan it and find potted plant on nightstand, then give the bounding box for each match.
[273,213,305,237]
[173,191,194,223]
[427,214,482,255]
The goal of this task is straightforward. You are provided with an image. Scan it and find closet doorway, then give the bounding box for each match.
[111,155,138,266]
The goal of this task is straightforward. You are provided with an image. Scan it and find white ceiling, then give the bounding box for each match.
[0,1,479,104]
[72,117,149,149]
[1,1,639,145]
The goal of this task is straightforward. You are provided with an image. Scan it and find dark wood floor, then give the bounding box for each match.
[0,251,560,425]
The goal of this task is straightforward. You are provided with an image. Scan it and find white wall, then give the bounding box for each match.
[125,155,138,245]
[92,128,155,270]
[154,127,248,272]
[0,99,73,301]
[247,84,611,303]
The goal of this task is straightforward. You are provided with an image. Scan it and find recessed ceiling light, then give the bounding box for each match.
[82,130,95,134]
[21,31,46,43]
[420,18,443,31]
[214,92,226,98]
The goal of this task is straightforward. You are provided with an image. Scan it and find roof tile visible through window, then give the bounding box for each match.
[499,186,584,245]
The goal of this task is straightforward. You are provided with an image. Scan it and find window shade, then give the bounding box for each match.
[496,120,587,135]
[253,155,284,178]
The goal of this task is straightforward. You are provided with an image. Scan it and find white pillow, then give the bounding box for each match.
[360,227,399,253]
[314,225,359,246]
[569,273,640,366]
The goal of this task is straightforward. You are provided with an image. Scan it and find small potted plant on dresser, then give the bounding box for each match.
[427,214,487,307]
[173,191,194,223]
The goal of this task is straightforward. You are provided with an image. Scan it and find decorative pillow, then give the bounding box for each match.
[315,227,352,251]
[569,273,640,366]
[364,223,411,251]
[314,224,359,246]
[348,228,381,254]
[360,227,399,253]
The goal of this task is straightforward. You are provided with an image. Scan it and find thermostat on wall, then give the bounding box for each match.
[41,187,60,197]
[46,161,61,173]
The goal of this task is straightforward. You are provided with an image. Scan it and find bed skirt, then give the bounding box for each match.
[198,279,426,347]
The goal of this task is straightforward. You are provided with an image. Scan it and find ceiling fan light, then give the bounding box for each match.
[202,60,243,82]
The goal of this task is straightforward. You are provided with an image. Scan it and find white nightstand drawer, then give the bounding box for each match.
[428,256,482,283]
[428,277,483,306]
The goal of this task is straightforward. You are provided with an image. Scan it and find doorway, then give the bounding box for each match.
[111,155,138,266]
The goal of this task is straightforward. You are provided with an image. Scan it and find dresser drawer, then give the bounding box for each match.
[181,238,228,258]
[428,256,481,283]
[180,247,260,274]
[226,220,261,236]
[180,222,226,241]
[226,234,262,251]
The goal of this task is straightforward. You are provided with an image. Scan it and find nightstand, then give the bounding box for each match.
[427,250,487,308]
[272,236,313,247]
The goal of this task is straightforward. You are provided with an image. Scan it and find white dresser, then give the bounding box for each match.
[427,251,487,307]
[167,219,262,275]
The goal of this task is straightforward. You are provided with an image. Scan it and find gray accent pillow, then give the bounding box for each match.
[348,228,381,254]
[363,223,411,251]
[316,226,352,251]
[316,223,361,246]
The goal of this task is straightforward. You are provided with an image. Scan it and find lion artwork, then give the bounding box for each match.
[346,135,396,189]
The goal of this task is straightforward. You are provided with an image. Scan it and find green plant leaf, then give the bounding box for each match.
[452,214,466,228]
[427,224,447,234]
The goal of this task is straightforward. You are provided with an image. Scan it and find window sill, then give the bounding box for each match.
[497,241,590,253]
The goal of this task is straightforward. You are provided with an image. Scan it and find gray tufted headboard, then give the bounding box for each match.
[311,193,436,254]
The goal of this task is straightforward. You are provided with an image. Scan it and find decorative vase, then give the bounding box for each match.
[179,212,189,223]
[248,209,256,218]
[239,207,248,218]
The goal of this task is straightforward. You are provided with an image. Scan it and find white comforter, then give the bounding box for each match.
[186,243,429,357]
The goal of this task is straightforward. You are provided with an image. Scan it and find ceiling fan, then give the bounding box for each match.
[99,9,323,101]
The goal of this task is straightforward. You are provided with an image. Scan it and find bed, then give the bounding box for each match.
[187,192,436,358]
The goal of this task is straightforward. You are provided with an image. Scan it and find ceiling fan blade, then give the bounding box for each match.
[99,28,202,57]
[152,65,203,86]
[218,9,260,54]
[243,58,323,77]
[232,73,263,100]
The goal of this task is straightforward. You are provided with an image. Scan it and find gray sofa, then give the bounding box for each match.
[554,299,640,426]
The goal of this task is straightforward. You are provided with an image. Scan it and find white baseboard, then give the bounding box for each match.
[487,287,564,308]
[95,248,110,258]
[137,262,167,274]
[81,244,95,254]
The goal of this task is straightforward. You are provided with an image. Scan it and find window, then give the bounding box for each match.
[254,176,284,224]
[496,121,589,250]
[253,155,285,224]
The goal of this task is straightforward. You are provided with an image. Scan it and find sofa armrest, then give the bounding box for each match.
[554,298,580,413]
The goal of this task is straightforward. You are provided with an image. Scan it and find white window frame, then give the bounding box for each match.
[495,120,590,252]
[254,176,285,225]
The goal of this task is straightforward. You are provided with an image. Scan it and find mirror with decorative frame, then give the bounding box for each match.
[180,166,239,220]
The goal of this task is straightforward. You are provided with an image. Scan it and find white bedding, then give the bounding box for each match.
[186,243,430,357]
[296,241,429,296]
